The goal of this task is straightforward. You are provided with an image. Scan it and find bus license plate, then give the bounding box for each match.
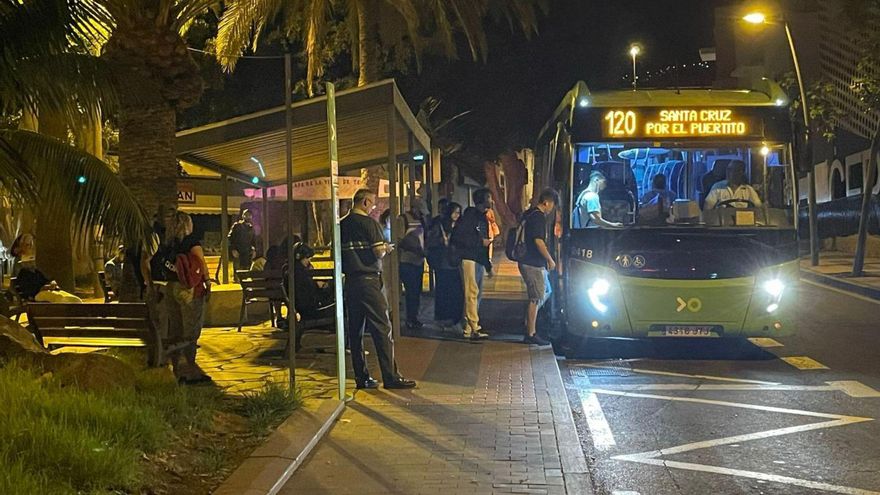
[665,326,713,337]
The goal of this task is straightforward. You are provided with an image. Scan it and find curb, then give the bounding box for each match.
[531,346,594,495]
[800,269,880,301]
[214,398,345,495]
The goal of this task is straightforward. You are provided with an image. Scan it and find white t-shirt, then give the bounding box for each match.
[704,182,763,210]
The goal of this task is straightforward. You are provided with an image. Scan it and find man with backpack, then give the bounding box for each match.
[515,188,559,346]
[451,188,493,340]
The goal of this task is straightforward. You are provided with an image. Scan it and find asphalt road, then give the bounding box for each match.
[560,280,880,495]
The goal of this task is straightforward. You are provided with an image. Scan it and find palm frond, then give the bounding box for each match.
[0,130,150,246]
[446,0,490,62]
[215,0,286,71]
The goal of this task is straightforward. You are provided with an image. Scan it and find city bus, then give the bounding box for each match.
[535,80,799,344]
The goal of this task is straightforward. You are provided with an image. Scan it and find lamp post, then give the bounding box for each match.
[629,45,641,90]
[744,11,819,266]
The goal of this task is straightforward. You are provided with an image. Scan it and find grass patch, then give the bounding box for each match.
[239,380,303,434]
[0,355,301,494]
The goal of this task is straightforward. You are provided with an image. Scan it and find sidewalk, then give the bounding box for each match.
[279,336,591,495]
[799,251,880,300]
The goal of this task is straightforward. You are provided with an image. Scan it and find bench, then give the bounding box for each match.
[288,267,337,352]
[26,303,190,367]
[237,269,287,331]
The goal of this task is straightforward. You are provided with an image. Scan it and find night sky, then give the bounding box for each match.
[183,0,741,158]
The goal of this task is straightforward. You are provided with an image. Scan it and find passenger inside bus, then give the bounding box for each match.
[703,160,763,210]
[640,173,677,208]
[572,171,624,229]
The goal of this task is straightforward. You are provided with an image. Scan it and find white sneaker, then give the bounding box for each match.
[464,330,489,340]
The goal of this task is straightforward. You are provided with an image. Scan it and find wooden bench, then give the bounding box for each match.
[288,267,337,352]
[26,303,190,367]
[237,270,287,331]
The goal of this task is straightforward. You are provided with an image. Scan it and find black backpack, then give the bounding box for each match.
[505,214,529,262]
[149,243,178,282]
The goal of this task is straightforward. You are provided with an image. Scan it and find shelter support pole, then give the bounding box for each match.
[261,187,269,254]
[387,106,402,341]
[284,51,297,389]
[408,133,416,202]
[220,175,229,285]
[325,83,347,400]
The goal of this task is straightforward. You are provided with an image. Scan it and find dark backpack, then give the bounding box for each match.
[149,244,177,282]
[505,215,529,262]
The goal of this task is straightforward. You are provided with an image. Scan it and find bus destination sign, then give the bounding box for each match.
[601,108,762,139]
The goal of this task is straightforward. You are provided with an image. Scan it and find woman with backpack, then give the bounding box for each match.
[426,201,463,327]
[167,211,211,384]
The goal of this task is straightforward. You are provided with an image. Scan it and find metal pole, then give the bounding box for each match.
[326,82,347,401]
[220,175,229,284]
[632,53,637,90]
[784,21,819,266]
[284,51,297,389]
[387,107,401,340]
[261,186,269,255]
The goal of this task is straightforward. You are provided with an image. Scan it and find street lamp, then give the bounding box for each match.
[629,44,641,90]
[743,11,819,266]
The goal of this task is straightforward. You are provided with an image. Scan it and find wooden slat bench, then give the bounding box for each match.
[26,303,190,367]
[289,267,337,352]
[237,270,287,331]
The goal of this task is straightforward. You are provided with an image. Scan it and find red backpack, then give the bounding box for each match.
[175,252,207,298]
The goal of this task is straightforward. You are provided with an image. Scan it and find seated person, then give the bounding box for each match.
[703,160,763,210]
[10,234,82,303]
[640,173,677,208]
[284,243,333,320]
[572,171,624,228]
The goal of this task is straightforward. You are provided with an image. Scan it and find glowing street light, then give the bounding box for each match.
[742,12,767,24]
[742,10,819,265]
[629,44,642,90]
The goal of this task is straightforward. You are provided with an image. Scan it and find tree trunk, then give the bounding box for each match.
[34,110,76,292]
[117,103,179,215]
[357,0,381,86]
[76,108,106,297]
[851,128,880,276]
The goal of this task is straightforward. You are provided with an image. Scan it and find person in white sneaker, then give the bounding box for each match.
[450,188,493,340]
[518,188,559,347]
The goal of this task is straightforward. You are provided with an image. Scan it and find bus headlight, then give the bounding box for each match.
[762,279,785,298]
[588,278,611,314]
[762,279,785,313]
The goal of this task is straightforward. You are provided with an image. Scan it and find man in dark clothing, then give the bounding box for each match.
[397,197,428,329]
[518,188,559,347]
[451,188,494,339]
[341,188,416,390]
[228,209,256,275]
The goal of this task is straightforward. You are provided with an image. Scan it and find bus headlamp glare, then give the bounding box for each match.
[588,278,611,314]
[762,279,785,298]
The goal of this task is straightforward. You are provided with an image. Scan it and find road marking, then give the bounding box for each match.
[592,389,870,419]
[592,381,880,398]
[602,389,876,495]
[748,337,784,348]
[802,278,880,305]
[612,492,641,495]
[579,363,779,384]
[782,356,830,370]
[827,380,880,398]
[580,391,616,450]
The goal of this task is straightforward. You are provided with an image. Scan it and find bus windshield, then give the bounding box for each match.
[570,142,795,229]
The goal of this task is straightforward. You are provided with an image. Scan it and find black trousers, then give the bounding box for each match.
[345,273,399,383]
[399,262,423,323]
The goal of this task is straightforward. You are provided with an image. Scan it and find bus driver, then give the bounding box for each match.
[572,171,624,229]
[703,160,763,210]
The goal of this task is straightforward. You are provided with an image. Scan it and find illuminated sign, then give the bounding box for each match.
[601,108,760,139]
[178,182,196,204]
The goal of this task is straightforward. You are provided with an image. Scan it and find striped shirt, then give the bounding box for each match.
[340,210,385,274]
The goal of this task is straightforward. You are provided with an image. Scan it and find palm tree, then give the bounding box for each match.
[215,0,548,94]
[1,0,150,285]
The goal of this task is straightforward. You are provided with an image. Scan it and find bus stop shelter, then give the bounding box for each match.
[175,79,434,398]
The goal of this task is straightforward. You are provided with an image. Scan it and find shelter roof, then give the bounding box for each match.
[175,79,430,187]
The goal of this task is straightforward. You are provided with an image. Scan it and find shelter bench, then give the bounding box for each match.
[26,302,190,367]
